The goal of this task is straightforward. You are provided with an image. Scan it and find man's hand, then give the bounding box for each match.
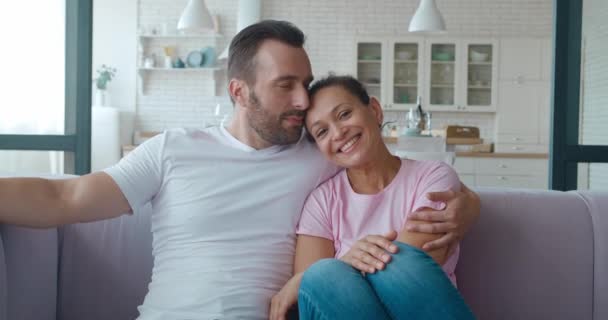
[405,183,480,252]
[340,231,399,273]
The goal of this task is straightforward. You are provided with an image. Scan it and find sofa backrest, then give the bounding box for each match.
[56,204,153,320]
[0,226,59,320]
[456,188,595,320]
[577,191,608,320]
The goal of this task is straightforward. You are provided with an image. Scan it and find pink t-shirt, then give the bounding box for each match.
[296,159,461,285]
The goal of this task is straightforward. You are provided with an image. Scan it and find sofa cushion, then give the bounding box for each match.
[0,225,59,320]
[576,191,608,320]
[57,204,153,320]
[0,231,7,320]
[457,188,594,320]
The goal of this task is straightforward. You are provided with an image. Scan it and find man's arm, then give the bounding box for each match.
[270,235,334,320]
[0,172,131,228]
[406,183,481,251]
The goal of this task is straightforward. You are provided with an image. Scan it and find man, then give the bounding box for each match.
[0,20,479,319]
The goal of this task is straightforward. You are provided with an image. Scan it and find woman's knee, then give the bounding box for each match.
[301,259,347,286]
[369,241,443,282]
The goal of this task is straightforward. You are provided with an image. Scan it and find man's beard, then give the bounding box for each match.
[246,90,304,146]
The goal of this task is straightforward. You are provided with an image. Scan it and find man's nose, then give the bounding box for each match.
[292,85,310,110]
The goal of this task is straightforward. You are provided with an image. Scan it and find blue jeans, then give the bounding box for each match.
[298,241,475,320]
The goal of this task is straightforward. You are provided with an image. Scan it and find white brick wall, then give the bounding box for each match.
[136,0,553,140]
[581,0,608,190]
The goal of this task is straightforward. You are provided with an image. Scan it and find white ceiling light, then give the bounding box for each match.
[177,0,214,33]
[218,0,262,60]
[408,0,446,33]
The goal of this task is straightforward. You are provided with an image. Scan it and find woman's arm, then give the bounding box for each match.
[269,235,334,320]
[398,213,449,265]
[294,235,335,273]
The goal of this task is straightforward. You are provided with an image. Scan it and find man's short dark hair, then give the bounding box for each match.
[227,20,306,85]
[308,74,371,106]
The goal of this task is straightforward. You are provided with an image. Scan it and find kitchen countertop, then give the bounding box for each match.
[455,152,548,159]
[123,146,548,159]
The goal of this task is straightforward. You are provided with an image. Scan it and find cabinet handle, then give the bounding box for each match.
[497,176,507,181]
[513,137,523,141]
[498,164,507,168]
[512,146,523,151]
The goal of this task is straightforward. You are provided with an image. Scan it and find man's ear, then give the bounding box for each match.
[369,96,384,126]
[228,79,249,107]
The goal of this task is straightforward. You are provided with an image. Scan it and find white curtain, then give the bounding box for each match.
[0,1,66,174]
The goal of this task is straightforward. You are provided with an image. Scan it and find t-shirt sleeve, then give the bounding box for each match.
[411,161,462,214]
[296,186,334,241]
[103,132,166,215]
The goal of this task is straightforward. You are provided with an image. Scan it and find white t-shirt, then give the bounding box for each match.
[104,126,336,320]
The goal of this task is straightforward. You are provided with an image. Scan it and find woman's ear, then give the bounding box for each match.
[228,79,249,108]
[369,96,384,126]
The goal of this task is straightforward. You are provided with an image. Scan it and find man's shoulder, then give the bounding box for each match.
[159,127,224,148]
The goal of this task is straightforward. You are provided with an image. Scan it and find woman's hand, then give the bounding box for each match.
[269,274,302,320]
[340,230,399,273]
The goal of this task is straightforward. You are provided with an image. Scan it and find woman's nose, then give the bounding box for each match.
[331,125,347,141]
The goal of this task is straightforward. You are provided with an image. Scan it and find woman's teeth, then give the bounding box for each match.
[340,135,360,153]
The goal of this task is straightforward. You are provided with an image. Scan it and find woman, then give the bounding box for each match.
[269,75,474,320]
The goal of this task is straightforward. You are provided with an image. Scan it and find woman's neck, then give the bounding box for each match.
[346,146,402,195]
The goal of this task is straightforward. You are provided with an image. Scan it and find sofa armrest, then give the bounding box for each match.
[576,191,608,320]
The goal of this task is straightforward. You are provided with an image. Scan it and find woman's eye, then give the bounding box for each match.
[278,82,292,89]
[316,129,327,138]
[338,110,351,119]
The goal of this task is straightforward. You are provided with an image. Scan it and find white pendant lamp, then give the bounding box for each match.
[177,0,214,33]
[218,0,262,60]
[408,0,446,33]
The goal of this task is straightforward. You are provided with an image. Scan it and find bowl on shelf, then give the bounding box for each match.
[432,52,454,61]
[397,51,414,60]
[470,50,489,62]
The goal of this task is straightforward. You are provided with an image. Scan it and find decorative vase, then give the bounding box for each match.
[95,89,107,106]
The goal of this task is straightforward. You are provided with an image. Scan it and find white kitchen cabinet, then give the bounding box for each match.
[496,37,551,154]
[424,39,460,111]
[499,38,544,81]
[424,38,498,113]
[356,37,498,113]
[496,81,543,137]
[385,38,426,110]
[453,156,549,189]
[355,39,387,103]
[475,175,547,189]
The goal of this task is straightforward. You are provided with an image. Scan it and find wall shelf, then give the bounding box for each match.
[138,33,223,39]
[137,67,225,95]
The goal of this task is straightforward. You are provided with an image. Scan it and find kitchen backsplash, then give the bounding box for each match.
[132,0,553,142]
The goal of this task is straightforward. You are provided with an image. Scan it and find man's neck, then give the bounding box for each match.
[225,113,275,150]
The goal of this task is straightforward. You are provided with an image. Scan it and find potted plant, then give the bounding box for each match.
[93,65,117,106]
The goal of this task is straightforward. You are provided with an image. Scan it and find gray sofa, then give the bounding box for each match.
[1,187,607,320]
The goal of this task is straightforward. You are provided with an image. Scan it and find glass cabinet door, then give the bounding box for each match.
[429,43,456,107]
[466,44,494,107]
[392,42,419,105]
[356,42,383,100]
